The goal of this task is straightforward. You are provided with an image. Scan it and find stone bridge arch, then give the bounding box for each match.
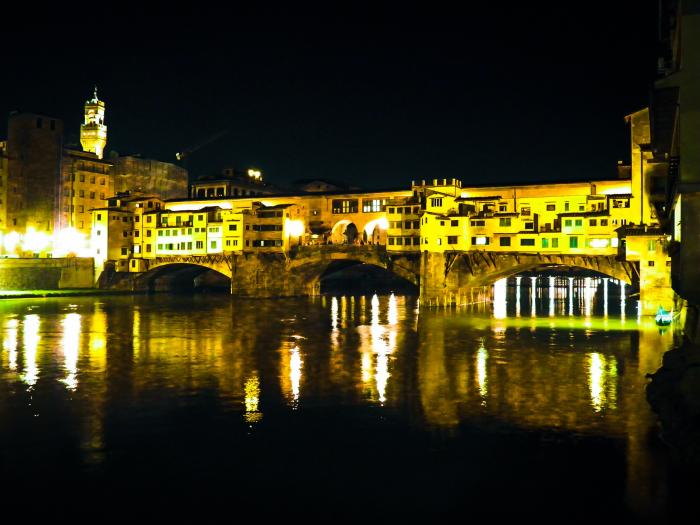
[288,246,420,295]
[421,251,638,305]
[132,255,233,292]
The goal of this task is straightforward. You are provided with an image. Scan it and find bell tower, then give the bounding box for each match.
[80,86,107,159]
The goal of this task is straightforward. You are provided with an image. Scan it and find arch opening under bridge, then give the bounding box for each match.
[136,262,231,293]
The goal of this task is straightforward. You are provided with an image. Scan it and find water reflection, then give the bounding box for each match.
[60,313,81,391]
[3,318,18,371]
[0,293,680,520]
[21,314,40,388]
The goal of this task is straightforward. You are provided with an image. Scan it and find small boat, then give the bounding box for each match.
[655,307,674,326]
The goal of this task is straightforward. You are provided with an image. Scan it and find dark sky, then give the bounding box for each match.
[2,3,659,189]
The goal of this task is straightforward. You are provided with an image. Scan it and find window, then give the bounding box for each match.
[521,206,531,216]
[451,220,458,226]
[90,176,95,184]
[471,236,489,245]
[362,199,384,213]
[499,204,507,212]
[96,213,102,221]
[412,237,420,245]
[578,204,585,211]
[413,220,419,229]
[499,217,511,227]
[123,231,128,238]
[647,240,656,251]
[542,238,549,248]
[100,178,105,186]
[332,199,358,214]
[436,238,442,246]
[575,219,582,227]
[78,205,84,213]
[229,224,237,231]
[499,237,511,247]
[388,207,395,214]
[146,230,152,237]
[601,219,608,226]
[146,244,151,253]
[388,238,395,246]
[100,193,105,200]
[470,219,485,227]
[590,219,597,226]
[520,238,535,246]
[564,202,570,212]
[90,192,95,199]
[524,222,534,230]
[546,204,556,211]
[552,238,559,248]
[648,260,655,267]
[569,236,578,248]
[210,241,217,249]
[80,174,85,183]
[134,231,140,238]
[196,241,204,249]
[447,236,458,244]
[430,198,443,207]
[440,221,445,226]
[396,237,403,245]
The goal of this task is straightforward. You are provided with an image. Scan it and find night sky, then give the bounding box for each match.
[2,4,659,189]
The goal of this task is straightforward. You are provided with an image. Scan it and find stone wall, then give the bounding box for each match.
[0,258,94,290]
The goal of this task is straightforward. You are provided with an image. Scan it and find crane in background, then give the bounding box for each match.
[175,129,229,172]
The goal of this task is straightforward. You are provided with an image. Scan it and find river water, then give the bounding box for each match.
[0,278,695,521]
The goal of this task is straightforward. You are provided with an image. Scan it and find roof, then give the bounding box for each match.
[456,195,502,201]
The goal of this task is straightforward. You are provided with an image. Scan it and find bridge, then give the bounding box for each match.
[126,245,643,306]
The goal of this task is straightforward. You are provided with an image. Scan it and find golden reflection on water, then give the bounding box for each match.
[475,342,488,405]
[244,374,262,424]
[60,313,81,391]
[3,318,18,371]
[21,314,40,388]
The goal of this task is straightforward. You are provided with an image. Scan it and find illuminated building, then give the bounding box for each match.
[0,89,187,248]
[190,167,279,198]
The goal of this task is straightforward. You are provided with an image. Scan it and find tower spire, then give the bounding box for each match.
[80,88,107,159]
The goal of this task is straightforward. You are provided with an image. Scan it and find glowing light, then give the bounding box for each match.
[473,236,488,245]
[588,238,610,249]
[247,168,262,180]
[493,278,507,319]
[548,276,555,317]
[589,353,604,412]
[244,374,262,423]
[388,293,398,325]
[516,277,521,317]
[603,278,609,317]
[476,343,488,404]
[583,277,593,318]
[22,227,50,253]
[611,238,619,248]
[286,219,305,237]
[331,297,339,329]
[568,277,574,316]
[21,315,40,388]
[364,217,389,235]
[60,313,81,391]
[54,228,90,257]
[3,231,20,253]
[290,345,302,406]
[3,318,18,371]
[530,276,537,317]
[620,281,626,320]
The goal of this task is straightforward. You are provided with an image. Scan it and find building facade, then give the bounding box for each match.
[0,90,188,256]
